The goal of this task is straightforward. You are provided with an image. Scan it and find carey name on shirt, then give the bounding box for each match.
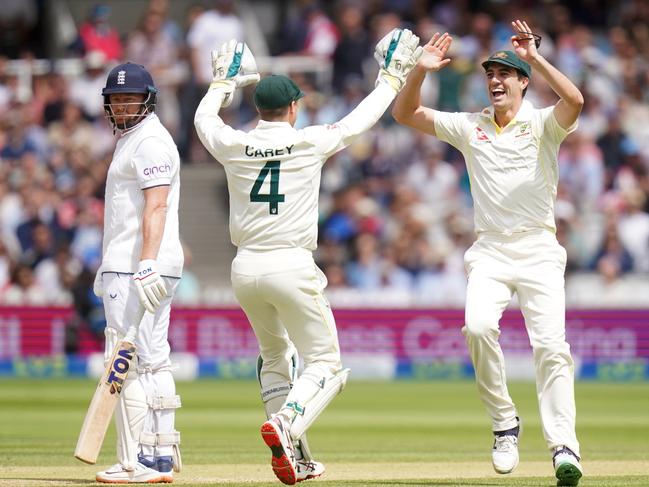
[245,145,294,158]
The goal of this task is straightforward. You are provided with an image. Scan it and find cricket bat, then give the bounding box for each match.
[74,330,137,464]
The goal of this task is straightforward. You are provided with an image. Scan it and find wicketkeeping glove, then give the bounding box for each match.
[210,39,260,107]
[374,28,423,92]
[133,259,167,314]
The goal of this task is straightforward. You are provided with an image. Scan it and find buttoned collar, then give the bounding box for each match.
[479,99,534,123]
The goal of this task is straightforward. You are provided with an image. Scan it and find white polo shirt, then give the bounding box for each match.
[101,113,183,277]
[194,83,397,252]
[434,100,576,235]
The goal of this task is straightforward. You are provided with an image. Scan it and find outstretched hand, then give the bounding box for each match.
[373,28,423,92]
[210,39,260,107]
[418,32,453,72]
[511,19,539,62]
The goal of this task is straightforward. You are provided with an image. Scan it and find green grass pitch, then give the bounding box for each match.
[0,379,647,486]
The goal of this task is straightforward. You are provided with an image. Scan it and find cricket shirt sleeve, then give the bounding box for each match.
[542,105,578,145]
[304,83,397,158]
[133,137,176,189]
[193,88,242,164]
[433,110,472,152]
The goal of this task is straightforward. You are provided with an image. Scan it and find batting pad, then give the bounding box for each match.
[288,368,350,440]
[115,375,148,470]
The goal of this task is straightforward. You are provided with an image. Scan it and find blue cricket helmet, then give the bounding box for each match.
[102,62,157,131]
[102,62,157,96]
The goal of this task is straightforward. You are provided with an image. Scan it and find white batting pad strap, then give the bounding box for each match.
[139,430,181,447]
[288,368,350,440]
[139,431,157,447]
[157,431,181,446]
[148,394,182,410]
[261,383,292,403]
[137,363,174,375]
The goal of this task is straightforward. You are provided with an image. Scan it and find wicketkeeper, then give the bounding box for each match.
[194,30,422,485]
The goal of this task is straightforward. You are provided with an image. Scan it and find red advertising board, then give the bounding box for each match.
[1,307,648,360]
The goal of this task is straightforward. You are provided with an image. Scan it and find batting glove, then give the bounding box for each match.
[210,39,260,107]
[133,259,167,314]
[374,28,423,92]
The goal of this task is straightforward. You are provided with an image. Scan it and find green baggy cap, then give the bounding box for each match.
[481,51,531,78]
[254,75,305,110]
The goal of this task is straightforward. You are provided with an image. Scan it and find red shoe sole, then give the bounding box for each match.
[261,421,297,485]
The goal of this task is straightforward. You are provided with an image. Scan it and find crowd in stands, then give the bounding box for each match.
[0,0,648,310]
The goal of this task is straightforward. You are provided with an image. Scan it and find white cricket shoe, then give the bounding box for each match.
[261,415,297,485]
[295,459,324,482]
[96,462,173,483]
[553,446,583,486]
[492,418,521,474]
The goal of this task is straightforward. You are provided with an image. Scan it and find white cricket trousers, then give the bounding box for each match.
[102,272,179,370]
[102,272,181,459]
[231,248,342,388]
[463,230,580,457]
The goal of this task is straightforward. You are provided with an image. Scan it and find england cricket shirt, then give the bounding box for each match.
[102,113,184,277]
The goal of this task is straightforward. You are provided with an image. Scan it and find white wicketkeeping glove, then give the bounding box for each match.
[374,28,423,92]
[133,259,167,314]
[210,39,260,107]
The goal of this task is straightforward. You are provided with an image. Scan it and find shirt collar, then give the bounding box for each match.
[480,99,534,123]
[120,112,157,137]
[255,119,293,129]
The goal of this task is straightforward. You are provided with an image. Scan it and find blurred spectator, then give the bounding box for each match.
[48,101,95,154]
[42,73,69,124]
[0,0,38,58]
[68,267,105,342]
[300,4,339,58]
[21,220,55,269]
[332,3,371,91]
[187,0,243,86]
[74,4,122,61]
[617,189,649,273]
[0,263,47,305]
[69,51,110,121]
[0,240,12,291]
[126,4,186,136]
[345,232,383,289]
[34,243,80,305]
[558,132,605,212]
[589,219,634,276]
[181,0,243,160]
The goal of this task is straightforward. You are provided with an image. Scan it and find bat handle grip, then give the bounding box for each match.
[123,324,137,343]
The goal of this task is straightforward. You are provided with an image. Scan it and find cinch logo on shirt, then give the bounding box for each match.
[117,70,126,85]
[475,127,490,142]
[143,164,171,176]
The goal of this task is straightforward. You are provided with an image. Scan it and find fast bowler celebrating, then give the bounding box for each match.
[195,32,422,484]
[392,19,584,486]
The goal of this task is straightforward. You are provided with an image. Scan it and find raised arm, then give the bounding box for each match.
[334,28,423,147]
[194,40,260,155]
[392,32,453,136]
[511,19,584,129]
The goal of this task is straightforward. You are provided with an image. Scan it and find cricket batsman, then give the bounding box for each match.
[94,62,184,483]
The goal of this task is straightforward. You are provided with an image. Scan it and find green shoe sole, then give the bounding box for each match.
[556,462,583,486]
